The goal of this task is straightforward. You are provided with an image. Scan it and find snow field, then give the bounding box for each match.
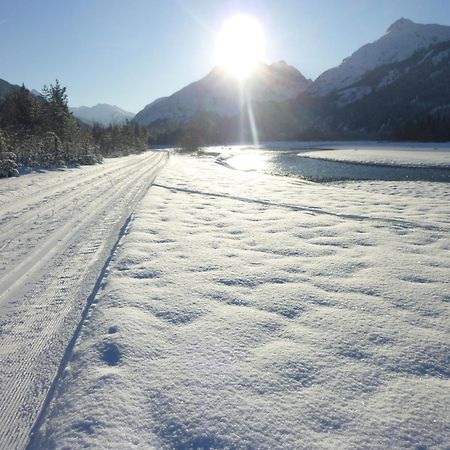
[35,155,450,449]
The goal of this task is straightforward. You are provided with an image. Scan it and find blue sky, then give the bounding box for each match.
[1,0,449,112]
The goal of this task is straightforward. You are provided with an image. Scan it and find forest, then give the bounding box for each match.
[0,81,149,177]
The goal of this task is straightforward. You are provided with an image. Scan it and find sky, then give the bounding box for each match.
[1,0,449,113]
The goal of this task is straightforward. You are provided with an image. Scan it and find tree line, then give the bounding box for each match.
[391,113,450,142]
[0,81,148,177]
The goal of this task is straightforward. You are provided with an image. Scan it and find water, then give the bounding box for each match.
[210,145,450,182]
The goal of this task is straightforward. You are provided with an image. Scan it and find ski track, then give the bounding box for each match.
[0,151,168,450]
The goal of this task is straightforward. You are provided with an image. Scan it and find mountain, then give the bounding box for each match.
[249,38,450,141]
[70,104,135,126]
[303,39,450,138]
[0,79,21,100]
[133,61,312,127]
[310,18,450,96]
[225,18,450,142]
[136,18,450,144]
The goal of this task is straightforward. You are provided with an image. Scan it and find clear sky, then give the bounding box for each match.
[1,0,449,112]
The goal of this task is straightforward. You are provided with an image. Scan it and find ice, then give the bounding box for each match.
[33,155,450,449]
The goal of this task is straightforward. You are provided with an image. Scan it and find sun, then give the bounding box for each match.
[215,14,265,79]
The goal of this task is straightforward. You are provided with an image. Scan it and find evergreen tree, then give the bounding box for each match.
[0,85,37,132]
[40,79,71,138]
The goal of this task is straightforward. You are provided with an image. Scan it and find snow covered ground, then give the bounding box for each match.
[33,154,450,449]
[0,152,167,450]
[299,145,450,168]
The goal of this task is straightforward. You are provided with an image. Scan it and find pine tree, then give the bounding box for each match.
[40,79,71,139]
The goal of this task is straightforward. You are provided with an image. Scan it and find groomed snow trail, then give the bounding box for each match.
[0,151,168,450]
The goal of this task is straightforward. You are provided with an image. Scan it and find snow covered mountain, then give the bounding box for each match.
[249,37,450,141]
[310,18,450,96]
[218,18,450,141]
[70,104,135,126]
[133,61,312,126]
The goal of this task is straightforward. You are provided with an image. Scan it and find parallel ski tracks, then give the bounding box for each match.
[0,152,168,450]
[0,154,149,235]
[0,153,157,284]
[0,155,130,208]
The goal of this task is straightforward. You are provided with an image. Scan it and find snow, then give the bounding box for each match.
[376,70,400,90]
[0,152,167,449]
[311,18,450,96]
[432,48,450,66]
[299,146,450,168]
[33,154,450,449]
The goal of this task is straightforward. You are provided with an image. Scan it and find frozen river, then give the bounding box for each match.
[210,142,450,182]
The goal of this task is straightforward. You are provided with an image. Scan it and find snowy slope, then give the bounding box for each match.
[34,155,450,449]
[70,104,135,126]
[133,61,312,126]
[0,152,167,450]
[311,18,450,96]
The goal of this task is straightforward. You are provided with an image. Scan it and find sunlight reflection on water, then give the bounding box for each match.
[225,153,268,171]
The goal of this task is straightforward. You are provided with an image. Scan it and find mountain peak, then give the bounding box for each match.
[133,61,311,126]
[270,60,297,73]
[386,18,415,33]
[311,18,450,96]
[271,60,288,67]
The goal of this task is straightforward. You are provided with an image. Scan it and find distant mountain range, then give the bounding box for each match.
[70,104,135,126]
[134,17,450,142]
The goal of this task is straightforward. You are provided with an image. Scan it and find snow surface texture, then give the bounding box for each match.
[300,146,450,168]
[311,18,450,96]
[0,152,167,450]
[35,155,450,449]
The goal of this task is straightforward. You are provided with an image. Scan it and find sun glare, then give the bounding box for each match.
[215,14,265,79]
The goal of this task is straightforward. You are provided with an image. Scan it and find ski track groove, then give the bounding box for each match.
[0,154,157,293]
[0,154,148,239]
[0,156,130,208]
[0,151,168,450]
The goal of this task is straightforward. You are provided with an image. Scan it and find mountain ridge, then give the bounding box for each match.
[70,103,135,126]
[142,17,450,143]
[309,18,450,96]
[133,61,312,127]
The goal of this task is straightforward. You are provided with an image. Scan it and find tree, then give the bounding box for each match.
[40,79,71,138]
[0,130,19,177]
[0,85,37,132]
